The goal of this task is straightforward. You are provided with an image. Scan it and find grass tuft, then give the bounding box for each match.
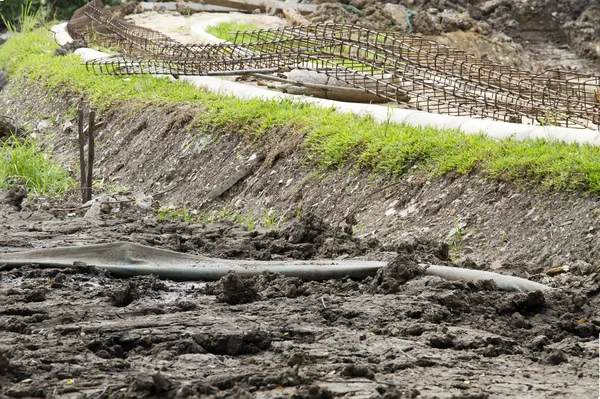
[0,136,75,196]
[205,21,261,43]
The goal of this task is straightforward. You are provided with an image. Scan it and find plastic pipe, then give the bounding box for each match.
[0,242,552,292]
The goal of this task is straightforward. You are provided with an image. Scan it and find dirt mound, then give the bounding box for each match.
[207,271,306,304]
[308,0,486,36]
[370,254,427,294]
[307,0,597,70]
[470,0,598,69]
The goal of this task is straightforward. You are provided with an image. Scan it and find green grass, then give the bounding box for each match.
[0,136,75,196]
[205,21,261,44]
[2,29,600,195]
[156,204,258,231]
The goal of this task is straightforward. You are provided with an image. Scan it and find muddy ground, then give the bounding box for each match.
[0,197,599,398]
[1,80,600,398]
[1,0,600,396]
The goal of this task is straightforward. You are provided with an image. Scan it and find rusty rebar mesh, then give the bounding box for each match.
[69,0,599,129]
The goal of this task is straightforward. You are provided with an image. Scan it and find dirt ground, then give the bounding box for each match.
[0,196,599,398]
[1,81,600,398]
[307,0,599,72]
[1,1,600,397]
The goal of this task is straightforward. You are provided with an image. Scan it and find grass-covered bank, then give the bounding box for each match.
[2,29,600,195]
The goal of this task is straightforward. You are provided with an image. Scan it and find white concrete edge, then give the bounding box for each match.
[51,23,600,146]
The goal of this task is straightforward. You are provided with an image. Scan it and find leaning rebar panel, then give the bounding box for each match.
[73,0,599,129]
[223,25,597,125]
[298,25,597,125]
[238,28,574,123]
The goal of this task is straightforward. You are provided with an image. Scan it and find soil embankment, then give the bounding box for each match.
[0,80,599,397]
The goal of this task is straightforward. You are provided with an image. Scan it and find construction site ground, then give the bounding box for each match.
[1,84,599,398]
[1,1,600,398]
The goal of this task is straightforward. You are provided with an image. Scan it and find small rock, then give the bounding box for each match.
[287,351,304,367]
[36,120,51,131]
[528,335,549,350]
[215,272,259,305]
[399,204,417,218]
[24,289,46,303]
[455,257,479,270]
[134,193,153,210]
[570,260,595,276]
[489,260,503,270]
[542,349,568,365]
[340,364,374,379]
[383,4,410,32]
[84,194,116,218]
[480,0,507,15]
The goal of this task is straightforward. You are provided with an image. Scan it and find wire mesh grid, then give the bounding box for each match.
[69,1,599,129]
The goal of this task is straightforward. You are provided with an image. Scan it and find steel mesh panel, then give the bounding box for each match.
[69,0,600,129]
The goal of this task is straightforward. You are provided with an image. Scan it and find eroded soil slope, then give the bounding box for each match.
[2,86,600,277]
[0,76,599,398]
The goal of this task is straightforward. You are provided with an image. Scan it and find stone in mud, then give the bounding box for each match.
[23,288,47,303]
[283,212,328,245]
[1,186,28,211]
[370,254,426,294]
[208,271,308,304]
[51,272,67,288]
[286,351,305,367]
[340,363,375,379]
[512,290,545,313]
[541,349,568,365]
[527,335,550,351]
[569,260,595,276]
[214,271,260,305]
[427,332,455,349]
[255,271,305,298]
[110,281,140,307]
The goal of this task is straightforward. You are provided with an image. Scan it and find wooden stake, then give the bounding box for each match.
[86,110,95,203]
[78,108,86,204]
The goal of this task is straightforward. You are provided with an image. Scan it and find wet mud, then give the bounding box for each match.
[0,201,598,398]
[0,3,599,396]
